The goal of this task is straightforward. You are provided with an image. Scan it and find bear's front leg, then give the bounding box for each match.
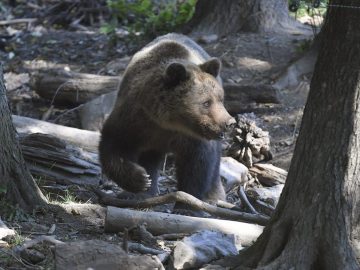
[99,137,152,193]
[138,150,165,196]
[117,160,152,193]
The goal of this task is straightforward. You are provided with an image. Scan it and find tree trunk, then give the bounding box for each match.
[185,0,297,36]
[217,1,360,269]
[0,66,46,211]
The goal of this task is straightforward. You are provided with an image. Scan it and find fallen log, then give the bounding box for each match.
[95,190,268,225]
[224,83,280,114]
[105,207,263,247]
[249,163,287,186]
[30,70,121,105]
[30,70,280,113]
[13,115,100,151]
[79,91,117,131]
[19,133,101,186]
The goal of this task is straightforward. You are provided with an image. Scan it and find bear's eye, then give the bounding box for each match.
[203,100,212,108]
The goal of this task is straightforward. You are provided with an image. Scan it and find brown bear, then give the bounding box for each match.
[99,33,235,204]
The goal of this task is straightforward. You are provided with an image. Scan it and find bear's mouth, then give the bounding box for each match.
[199,126,224,140]
[174,117,224,141]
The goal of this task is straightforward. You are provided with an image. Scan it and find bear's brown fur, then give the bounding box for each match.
[99,33,235,203]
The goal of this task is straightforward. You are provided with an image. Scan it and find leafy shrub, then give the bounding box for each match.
[102,0,196,39]
[288,0,328,17]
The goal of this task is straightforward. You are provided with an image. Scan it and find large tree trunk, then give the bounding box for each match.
[0,66,46,210]
[186,0,297,36]
[215,1,360,269]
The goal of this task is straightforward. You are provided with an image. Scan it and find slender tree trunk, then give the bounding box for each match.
[0,66,46,211]
[216,1,360,269]
[185,0,297,36]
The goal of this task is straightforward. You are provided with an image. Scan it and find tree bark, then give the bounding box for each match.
[216,0,360,269]
[185,0,298,36]
[0,66,46,210]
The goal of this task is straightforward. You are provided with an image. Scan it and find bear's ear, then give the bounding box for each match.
[199,58,221,78]
[165,62,188,85]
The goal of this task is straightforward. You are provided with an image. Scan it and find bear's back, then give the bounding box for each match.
[141,33,211,64]
[118,34,212,97]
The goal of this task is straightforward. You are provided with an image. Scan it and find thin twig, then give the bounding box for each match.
[52,103,84,123]
[216,200,242,211]
[0,249,39,269]
[128,242,164,255]
[0,18,37,26]
[123,228,129,253]
[238,185,259,215]
[18,235,64,251]
[255,199,275,212]
[50,81,71,106]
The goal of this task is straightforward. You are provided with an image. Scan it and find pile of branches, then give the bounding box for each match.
[8,0,110,28]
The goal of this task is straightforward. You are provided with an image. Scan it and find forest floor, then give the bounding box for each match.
[0,1,322,269]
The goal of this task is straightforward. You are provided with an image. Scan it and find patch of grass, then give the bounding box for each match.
[6,232,26,247]
[58,190,78,204]
[45,189,79,205]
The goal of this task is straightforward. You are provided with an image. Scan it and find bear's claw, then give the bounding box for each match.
[117,163,152,193]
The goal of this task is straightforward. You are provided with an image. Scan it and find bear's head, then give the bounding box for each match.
[156,58,236,140]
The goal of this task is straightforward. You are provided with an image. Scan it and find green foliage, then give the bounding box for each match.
[288,0,328,18]
[0,200,33,222]
[0,185,6,195]
[295,39,312,53]
[105,0,196,39]
[6,232,26,247]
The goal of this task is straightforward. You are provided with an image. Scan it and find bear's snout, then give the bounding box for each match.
[217,117,236,139]
[225,117,236,130]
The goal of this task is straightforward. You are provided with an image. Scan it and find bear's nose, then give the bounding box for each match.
[225,117,236,130]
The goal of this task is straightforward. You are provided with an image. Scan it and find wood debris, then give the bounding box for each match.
[227,114,273,167]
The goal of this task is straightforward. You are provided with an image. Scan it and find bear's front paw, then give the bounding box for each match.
[121,163,152,193]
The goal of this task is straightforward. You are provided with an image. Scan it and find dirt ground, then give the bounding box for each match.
[0,2,321,269]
